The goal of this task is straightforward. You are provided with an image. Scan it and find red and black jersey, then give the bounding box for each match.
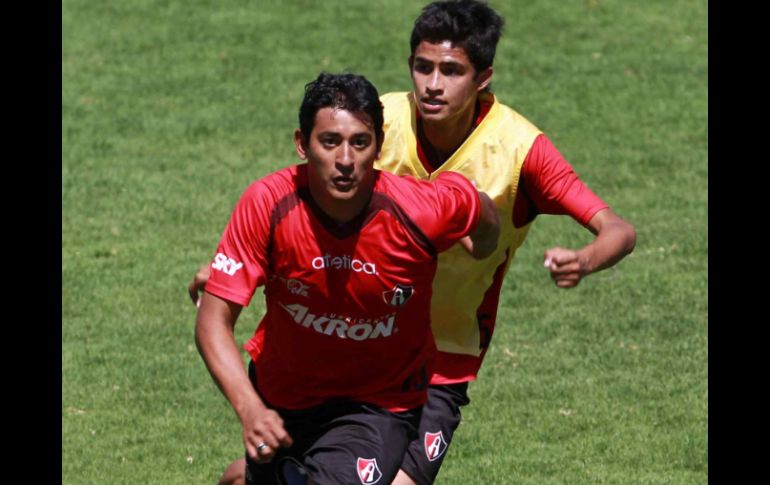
[205,164,481,411]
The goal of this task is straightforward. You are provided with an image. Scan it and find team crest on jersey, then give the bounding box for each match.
[285,278,310,297]
[382,284,414,307]
[273,275,311,298]
[356,457,382,484]
[424,431,448,462]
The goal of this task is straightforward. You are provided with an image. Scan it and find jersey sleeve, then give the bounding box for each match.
[205,181,274,307]
[415,171,481,252]
[518,134,609,225]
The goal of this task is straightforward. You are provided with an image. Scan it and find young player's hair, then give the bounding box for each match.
[298,72,384,149]
[410,0,505,73]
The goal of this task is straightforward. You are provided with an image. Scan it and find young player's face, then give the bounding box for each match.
[410,40,492,125]
[296,107,380,215]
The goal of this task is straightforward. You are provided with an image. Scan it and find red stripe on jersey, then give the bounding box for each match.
[369,192,436,256]
[267,191,302,264]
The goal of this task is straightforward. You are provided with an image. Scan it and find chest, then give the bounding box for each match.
[266,208,435,311]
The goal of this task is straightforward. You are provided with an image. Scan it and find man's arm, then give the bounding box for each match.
[195,291,292,462]
[458,191,500,259]
[543,208,636,288]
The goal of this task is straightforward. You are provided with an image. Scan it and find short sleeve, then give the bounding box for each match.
[205,181,274,307]
[519,134,609,225]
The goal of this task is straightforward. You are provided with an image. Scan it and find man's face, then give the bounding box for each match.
[296,107,380,210]
[409,40,492,124]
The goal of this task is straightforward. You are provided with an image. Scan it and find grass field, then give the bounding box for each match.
[62,0,708,483]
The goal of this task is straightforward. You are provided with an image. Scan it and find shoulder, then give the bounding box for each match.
[380,91,411,108]
[376,170,474,204]
[240,164,303,207]
[482,93,542,142]
[492,102,541,132]
[381,92,413,121]
[375,169,415,192]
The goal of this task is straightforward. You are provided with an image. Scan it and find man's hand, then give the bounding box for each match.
[188,263,212,307]
[543,208,636,289]
[239,404,293,464]
[195,292,294,464]
[462,191,500,259]
[543,247,586,288]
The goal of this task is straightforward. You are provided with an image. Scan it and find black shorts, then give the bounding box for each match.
[245,361,422,485]
[399,382,471,485]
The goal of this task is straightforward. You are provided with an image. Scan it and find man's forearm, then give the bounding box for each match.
[577,211,636,275]
[195,292,264,420]
[466,191,501,259]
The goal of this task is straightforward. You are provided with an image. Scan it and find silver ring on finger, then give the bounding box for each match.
[256,442,270,453]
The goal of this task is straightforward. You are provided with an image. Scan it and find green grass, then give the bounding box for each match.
[62,0,707,483]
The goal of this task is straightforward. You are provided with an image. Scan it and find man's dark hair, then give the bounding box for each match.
[410,0,504,73]
[299,72,384,148]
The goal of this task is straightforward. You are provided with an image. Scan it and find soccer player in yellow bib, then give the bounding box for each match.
[189,1,636,484]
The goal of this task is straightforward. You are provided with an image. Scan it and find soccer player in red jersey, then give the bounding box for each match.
[192,2,637,484]
[194,72,500,485]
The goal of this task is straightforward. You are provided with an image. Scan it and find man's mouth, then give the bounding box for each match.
[421,98,446,112]
[333,176,354,189]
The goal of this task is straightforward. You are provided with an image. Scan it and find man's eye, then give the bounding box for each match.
[442,66,461,76]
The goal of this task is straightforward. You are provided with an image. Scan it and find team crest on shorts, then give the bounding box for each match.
[382,284,414,307]
[356,457,382,484]
[424,431,448,462]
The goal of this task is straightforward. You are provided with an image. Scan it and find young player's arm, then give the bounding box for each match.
[458,190,500,259]
[195,292,293,462]
[522,134,636,288]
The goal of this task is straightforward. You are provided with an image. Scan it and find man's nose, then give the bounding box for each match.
[426,71,443,92]
[336,143,354,168]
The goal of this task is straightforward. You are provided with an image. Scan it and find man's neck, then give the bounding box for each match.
[420,105,477,155]
[308,182,374,225]
[417,99,481,170]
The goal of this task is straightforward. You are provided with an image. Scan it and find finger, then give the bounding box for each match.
[549,262,581,275]
[246,436,273,463]
[255,442,276,463]
[248,424,278,451]
[548,267,572,282]
[188,283,200,305]
[259,412,290,447]
[256,442,273,455]
[245,441,258,461]
[543,248,565,266]
[273,427,293,448]
[554,274,581,288]
[545,255,569,270]
[556,279,576,288]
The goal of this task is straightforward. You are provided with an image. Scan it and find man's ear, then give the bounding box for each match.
[476,67,493,92]
[294,129,308,160]
[408,55,414,73]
